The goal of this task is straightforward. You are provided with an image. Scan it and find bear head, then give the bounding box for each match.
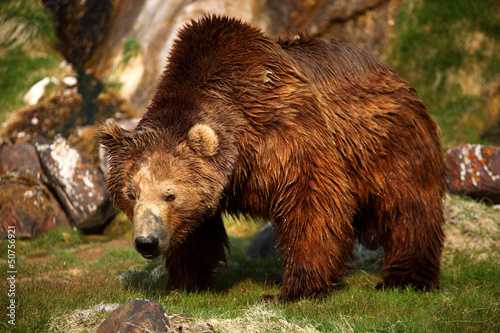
[100,121,229,259]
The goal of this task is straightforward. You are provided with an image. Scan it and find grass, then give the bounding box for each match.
[0,0,63,122]
[0,0,55,53]
[0,195,498,332]
[383,0,500,148]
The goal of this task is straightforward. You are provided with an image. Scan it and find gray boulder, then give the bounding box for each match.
[34,135,116,232]
[247,223,281,260]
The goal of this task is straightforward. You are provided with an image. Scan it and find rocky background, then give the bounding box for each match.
[43,0,403,110]
[0,0,499,240]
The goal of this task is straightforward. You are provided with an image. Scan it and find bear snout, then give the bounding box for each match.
[134,235,160,259]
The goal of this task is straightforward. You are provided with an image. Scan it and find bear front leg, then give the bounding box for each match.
[165,214,229,292]
[275,217,355,302]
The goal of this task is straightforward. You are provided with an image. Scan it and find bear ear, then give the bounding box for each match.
[99,120,133,154]
[187,124,219,157]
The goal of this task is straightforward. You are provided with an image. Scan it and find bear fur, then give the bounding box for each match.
[100,15,446,301]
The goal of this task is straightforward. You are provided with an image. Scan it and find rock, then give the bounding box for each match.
[34,135,117,232]
[445,144,500,204]
[353,241,384,272]
[23,77,59,106]
[96,299,170,333]
[84,0,402,110]
[247,223,281,259]
[0,91,83,143]
[62,76,78,87]
[0,143,41,176]
[67,125,102,167]
[0,168,69,238]
[1,86,135,144]
[41,0,113,70]
[261,0,401,55]
[114,118,140,132]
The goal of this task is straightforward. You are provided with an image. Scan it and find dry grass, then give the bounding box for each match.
[47,304,324,333]
[203,305,322,333]
[47,303,119,333]
[0,15,43,53]
[0,1,54,55]
[443,194,499,262]
[46,303,324,333]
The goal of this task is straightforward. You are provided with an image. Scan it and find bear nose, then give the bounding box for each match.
[134,235,159,257]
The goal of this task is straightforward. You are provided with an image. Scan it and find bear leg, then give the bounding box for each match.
[275,220,355,301]
[165,214,229,292]
[378,195,445,291]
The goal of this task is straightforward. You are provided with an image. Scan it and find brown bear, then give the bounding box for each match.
[100,15,446,301]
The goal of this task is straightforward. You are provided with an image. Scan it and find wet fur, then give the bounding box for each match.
[101,15,446,301]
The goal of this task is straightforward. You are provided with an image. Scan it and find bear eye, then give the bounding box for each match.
[127,192,136,201]
[164,194,176,202]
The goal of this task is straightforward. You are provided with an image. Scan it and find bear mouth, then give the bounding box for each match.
[141,252,160,259]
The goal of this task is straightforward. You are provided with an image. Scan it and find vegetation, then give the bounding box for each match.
[383,0,500,148]
[120,37,142,66]
[0,0,64,122]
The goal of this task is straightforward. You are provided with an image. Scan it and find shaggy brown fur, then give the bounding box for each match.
[100,15,446,301]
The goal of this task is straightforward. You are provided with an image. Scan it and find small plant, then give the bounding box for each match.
[120,37,142,66]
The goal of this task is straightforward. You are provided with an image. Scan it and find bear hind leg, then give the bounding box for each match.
[377,195,445,291]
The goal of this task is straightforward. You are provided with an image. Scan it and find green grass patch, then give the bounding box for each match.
[0,225,82,262]
[383,0,500,148]
[0,0,63,122]
[18,225,82,255]
[0,51,63,121]
[0,0,56,53]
